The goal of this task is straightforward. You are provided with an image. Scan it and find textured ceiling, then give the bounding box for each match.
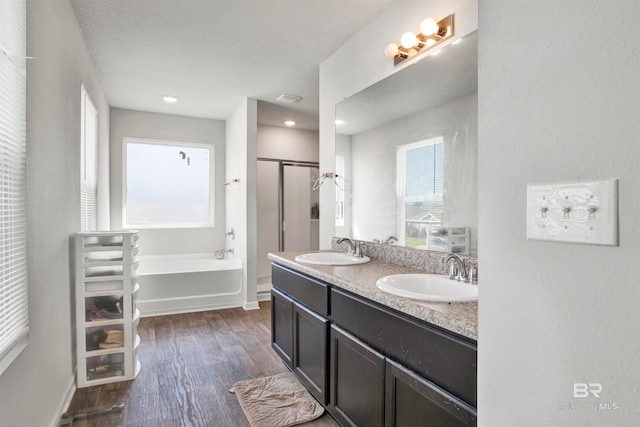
[70,0,398,130]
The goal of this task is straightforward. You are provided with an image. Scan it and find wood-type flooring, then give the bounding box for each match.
[66,301,338,426]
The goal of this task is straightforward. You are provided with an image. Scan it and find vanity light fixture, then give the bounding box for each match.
[162,95,178,103]
[385,14,454,66]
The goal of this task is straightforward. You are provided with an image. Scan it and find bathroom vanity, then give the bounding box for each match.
[268,251,478,427]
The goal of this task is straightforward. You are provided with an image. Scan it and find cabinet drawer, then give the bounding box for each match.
[330,288,477,407]
[272,263,329,316]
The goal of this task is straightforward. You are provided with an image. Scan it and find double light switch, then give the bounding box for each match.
[526,179,618,246]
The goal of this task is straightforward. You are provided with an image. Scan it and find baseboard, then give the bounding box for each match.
[242,300,260,310]
[138,293,243,317]
[257,290,271,302]
[51,371,76,427]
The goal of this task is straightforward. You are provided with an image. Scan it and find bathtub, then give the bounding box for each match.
[136,253,243,317]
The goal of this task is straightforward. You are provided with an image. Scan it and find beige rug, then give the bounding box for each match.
[231,372,325,427]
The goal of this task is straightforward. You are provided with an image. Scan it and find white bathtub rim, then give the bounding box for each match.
[138,253,242,276]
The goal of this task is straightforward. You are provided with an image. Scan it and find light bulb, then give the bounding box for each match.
[420,18,439,36]
[384,42,399,58]
[400,32,418,49]
[284,120,295,126]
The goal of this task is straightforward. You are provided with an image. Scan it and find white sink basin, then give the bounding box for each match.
[294,252,371,266]
[376,274,478,302]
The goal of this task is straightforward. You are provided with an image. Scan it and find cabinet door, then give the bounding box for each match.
[329,325,385,427]
[293,302,329,404]
[331,288,477,407]
[271,288,294,368]
[385,359,477,427]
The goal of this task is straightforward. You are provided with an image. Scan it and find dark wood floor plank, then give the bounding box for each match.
[67,302,338,427]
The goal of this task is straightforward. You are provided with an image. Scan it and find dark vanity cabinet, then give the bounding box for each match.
[270,288,294,367]
[271,263,329,404]
[385,359,476,427]
[293,302,329,403]
[271,263,477,427]
[330,324,385,427]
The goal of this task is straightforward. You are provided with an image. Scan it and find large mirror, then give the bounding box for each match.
[335,31,478,256]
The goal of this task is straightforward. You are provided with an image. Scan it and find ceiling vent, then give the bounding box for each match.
[276,94,302,103]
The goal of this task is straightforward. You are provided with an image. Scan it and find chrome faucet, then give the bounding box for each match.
[445,253,468,282]
[383,235,399,245]
[337,238,365,257]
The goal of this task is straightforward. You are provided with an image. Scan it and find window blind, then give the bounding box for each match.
[0,0,29,375]
[80,85,98,232]
[405,139,444,197]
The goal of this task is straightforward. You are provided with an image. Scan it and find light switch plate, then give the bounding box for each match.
[526,179,618,246]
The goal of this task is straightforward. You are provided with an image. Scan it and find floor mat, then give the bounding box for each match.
[231,372,325,427]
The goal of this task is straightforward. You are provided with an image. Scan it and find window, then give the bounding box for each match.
[0,0,28,375]
[80,84,98,232]
[397,137,444,248]
[335,155,345,226]
[123,138,214,228]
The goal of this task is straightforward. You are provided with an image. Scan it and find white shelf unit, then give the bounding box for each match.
[426,226,470,255]
[74,231,141,388]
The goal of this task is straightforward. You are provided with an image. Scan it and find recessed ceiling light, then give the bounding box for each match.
[277,94,302,103]
[163,95,178,103]
[335,119,345,125]
[284,120,296,126]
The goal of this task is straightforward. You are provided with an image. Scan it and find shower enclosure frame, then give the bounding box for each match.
[257,157,319,251]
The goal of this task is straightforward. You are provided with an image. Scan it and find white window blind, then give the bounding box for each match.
[0,0,29,375]
[80,84,98,232]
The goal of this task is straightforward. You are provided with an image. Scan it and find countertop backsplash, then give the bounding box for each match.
[331,237,478,275]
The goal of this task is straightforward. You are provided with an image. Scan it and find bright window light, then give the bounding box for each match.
[123,138,214,228]
[397,137,444,248]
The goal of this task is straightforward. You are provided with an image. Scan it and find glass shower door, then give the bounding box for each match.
[283,164,319,252]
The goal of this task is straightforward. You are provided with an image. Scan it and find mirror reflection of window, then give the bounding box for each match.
[335,155,345,226]
[397,137,443,248]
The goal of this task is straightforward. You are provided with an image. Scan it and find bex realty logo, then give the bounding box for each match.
[557,382,619,411]
[573,383,602,398]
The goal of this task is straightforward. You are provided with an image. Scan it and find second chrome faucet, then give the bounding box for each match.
[445,253,477,284]
[337,238,366,258]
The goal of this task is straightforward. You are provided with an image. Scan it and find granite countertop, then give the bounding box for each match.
[268,251,478,341]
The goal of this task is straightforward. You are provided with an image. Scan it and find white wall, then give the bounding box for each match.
[348,93,477,252]
[0,1,110,426]
[257,125,319,162]
[319,0,478,249]
[226,99,258,309]
[478,2,639,425]
[109,108,226,255]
